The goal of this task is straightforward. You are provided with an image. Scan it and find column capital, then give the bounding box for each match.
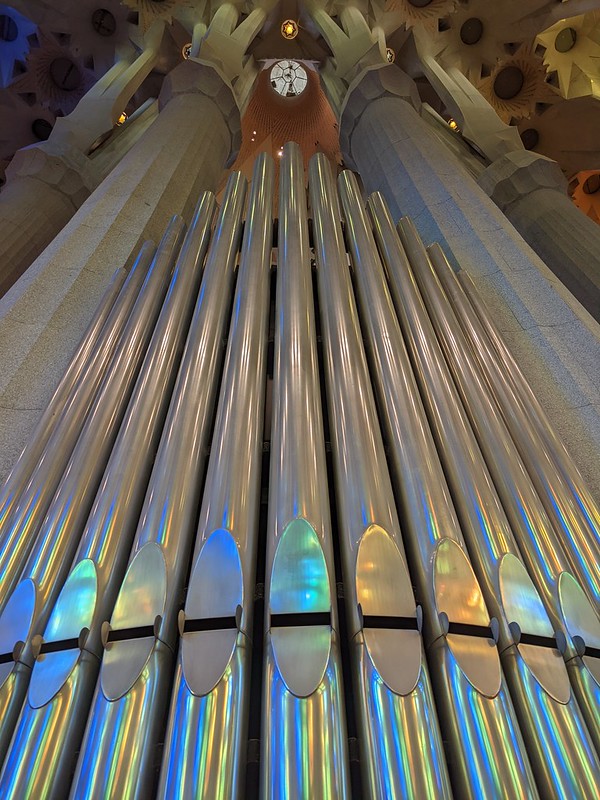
[158,59,241,166]
[5,140,97,210]
[340,65,421,170]
[478,151,568,212]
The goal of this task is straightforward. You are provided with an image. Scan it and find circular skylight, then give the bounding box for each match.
[270,60,307,98]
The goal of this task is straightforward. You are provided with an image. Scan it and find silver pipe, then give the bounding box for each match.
[261,143,350,799]
[338,172,537,799]
[424,241,600,757]
[428,244,600,604]
[0,220,183,767]
[387,210,600,794]
[158,153,274,800]
[70,171,246,800]
[0,265,126,531]
[0,240,156,602]
[457,266,600,552]
[309,153,451,799]
[0,193,216,797]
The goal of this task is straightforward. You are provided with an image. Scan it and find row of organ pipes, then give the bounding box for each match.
[0,143,597,798]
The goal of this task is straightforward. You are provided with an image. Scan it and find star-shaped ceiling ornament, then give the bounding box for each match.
[0,3,37,88]
[384,0,457,34]
[478,41,560,123]
[571,170,600,224]
[9,27,96,115]
[122,0,196,35]
[0,89,55,160]
[536,11,600,100]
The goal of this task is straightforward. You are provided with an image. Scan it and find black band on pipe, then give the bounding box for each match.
[363,615,419,631]
[448,621,494,639]
[270,611,331,628]
[39,637,80,654]
[518,632,559,649]
[584,645,600,660]
[107,625,155,643]
[183,616,237,633]
[0,652,13,665]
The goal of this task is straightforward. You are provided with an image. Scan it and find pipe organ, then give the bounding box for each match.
[0,143,598,799]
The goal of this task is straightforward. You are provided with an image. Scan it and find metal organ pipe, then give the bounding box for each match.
[339,172,538,799]
[456,264,600,553]
[0,239,157,606]
[69,171,246,800]
[0,224,182,766]
[261,142,350,798]
[0,193,216,797]
[0,265,126,531]
[158,153,274,800]
[309,153,451,799]
[374,201,600,796]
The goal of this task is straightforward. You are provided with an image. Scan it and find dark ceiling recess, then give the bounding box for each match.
[583,173,600,195]
[554,27,577,53]
[91,9,117,37]
[520,128,539,150]
[49,58,82,91]
[0,13,18,42]
[409,0,433,7]
[460,18,483,46]
[494,66,524,99]
[31,118,53,140]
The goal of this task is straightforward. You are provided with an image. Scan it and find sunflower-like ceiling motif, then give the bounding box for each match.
[122,0,196,35]
[0,88,55,160]
[10,28,96,115]
[0,3,37,88]
[479,41,560,123]
[536,11,600,101]
[572,169,600,224]
[385,0,457,34]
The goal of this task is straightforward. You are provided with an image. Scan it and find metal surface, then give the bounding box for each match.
[0,242,155,605]
[70,171,246,800]
[352,182,537,799]
[428,243,600,606]
[374,202,600,797]
[310,154,451,798]
[261,143,350,799]
[456,265,600,562]
[158,153,274,800]
[0,266,126,532]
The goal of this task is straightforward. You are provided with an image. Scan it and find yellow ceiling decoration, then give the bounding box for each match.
[536,12,600,100]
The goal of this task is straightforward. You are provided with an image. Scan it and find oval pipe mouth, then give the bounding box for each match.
[433,539,501,698]
[29,559,98,709]
[268,518,332,697]
[0,579,37,689]
[559,572,600,688]
[181,529,244,697]
[100,543,167,702]
[355,524,422,695]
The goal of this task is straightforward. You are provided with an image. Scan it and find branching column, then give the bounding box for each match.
[339,64,600,500]
[0,58,240,484]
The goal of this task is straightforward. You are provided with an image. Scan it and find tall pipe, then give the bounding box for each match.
[0,192,216,796]
[70,171,246,800]
[458,263,600,551]
[0,224,182,766]
[309,153,451,799]
[158,153,274,800]
[379,206,599,794]
[338,171,538,799]
[427,243,600,605]
[261,143,350,799]
[0,240,156,602]
[0,265,126,530]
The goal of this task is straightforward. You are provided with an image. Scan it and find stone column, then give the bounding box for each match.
[0,58,240,484]
[478,151,600,320]
[340,64,600,501]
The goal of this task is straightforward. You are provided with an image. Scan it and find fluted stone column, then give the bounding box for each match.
[0,58,240,484]
[478,151,600,320]
[340,64,600,500]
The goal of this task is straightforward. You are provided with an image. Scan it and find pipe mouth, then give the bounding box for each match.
[559,572,600,688]
[0,579,36,689]
[499,554,570,704]
[29,559,98,708]
[268,518,332,697]
[433,539,501,698]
